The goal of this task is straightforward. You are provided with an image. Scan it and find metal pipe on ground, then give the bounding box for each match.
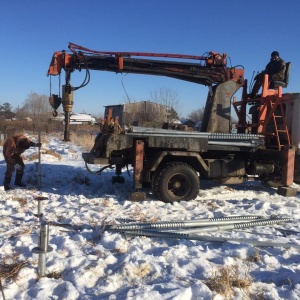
[107,216,268,231]
[123,228,300,250]
[175,218,291,234]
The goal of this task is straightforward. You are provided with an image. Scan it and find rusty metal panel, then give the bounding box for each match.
[282,147,295,186]
[104,105,124,124]
[133,140,144,189]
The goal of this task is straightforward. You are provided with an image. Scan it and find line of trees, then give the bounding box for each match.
[149,87,182,121]
[16,92,52,122]
[0,102,14,119]
[1,88,208,126]
[0,92,50,121]
[187,107,205,123]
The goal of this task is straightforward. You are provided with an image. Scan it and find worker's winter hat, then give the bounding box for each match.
[271,51,279,57]
[18,138,30,149]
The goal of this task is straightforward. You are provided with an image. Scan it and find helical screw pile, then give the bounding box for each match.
[109,217,291,238]
[232,218,291,229]
[109,217,298,249]
[108,216,265,231]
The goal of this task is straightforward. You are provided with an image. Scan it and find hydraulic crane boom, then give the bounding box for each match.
[47,42,244,140]
[48,42,244,85]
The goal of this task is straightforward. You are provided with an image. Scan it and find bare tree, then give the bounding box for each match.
[149,87,182,122]
[123,101,168,126]
[114,88,181,126]
[21,92,50,120]
[187,107,205,123]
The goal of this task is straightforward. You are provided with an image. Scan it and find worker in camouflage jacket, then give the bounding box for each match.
[250,51,286,98]
[3,134,41,191]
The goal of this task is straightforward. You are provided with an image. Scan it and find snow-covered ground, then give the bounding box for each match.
[1,134,300,300]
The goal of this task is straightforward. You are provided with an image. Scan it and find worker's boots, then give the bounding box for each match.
[14,174,26,188]
[4,177,13,191]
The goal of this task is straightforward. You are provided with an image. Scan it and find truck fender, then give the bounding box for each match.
[149,150,209,173]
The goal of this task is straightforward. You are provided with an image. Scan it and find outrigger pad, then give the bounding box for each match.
[277,187,297,197]
[130,191,146,201]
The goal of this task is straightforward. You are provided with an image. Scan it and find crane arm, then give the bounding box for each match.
[47,42,244,87]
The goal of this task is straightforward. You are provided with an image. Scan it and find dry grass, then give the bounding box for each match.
[0,120,98,150]
[206,201,219,210]
[0,254,27,280]
[101,198,112,207]
[131,263,152,278]
[123,262,152,286]
[204,264,253,299]
[246,250,261,263]
[70,131,96,151]
[45,270,62,280]
[0,253,29,299]
[129,205,158,222]
[12,196,27,207]
[27,149,62,161]
[176,275,195,286]
[86,216,100,227]
[113,240,130,254]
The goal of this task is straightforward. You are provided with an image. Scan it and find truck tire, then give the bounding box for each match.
[153,162,199,203]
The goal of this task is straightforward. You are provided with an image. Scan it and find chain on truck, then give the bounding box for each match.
[47,42,299,203]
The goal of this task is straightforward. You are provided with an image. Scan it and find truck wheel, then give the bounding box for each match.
[153,162,199,203]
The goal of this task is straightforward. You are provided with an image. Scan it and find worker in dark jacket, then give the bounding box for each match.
[250,51,286,98]
[3,134,41,191]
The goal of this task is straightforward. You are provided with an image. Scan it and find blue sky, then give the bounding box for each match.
[1,0,299,118]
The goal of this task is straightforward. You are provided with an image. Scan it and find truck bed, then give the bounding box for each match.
[82,127,265,165]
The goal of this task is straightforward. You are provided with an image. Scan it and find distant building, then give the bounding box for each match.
[0,111,16,120]
[180,119,195,128]
[194,120,202,131]
[169,119,181,125]
[22,117,33,122]
[104,101,168,125]
[50,113,96,125]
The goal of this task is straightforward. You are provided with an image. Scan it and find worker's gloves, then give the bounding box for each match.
[15,164,23,171]
[35,142,42,148]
